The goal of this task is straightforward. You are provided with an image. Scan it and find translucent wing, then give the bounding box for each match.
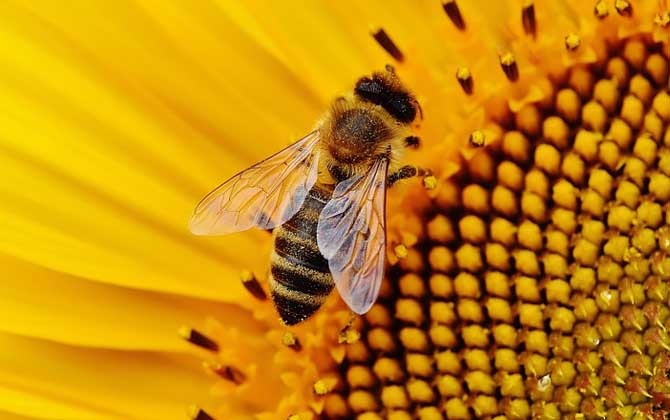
[189,131,320,235]
[317,157,388,314]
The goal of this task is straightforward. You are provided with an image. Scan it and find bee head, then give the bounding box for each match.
[354,68,420,124]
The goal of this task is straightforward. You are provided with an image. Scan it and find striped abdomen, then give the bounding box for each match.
[269,184,334,325]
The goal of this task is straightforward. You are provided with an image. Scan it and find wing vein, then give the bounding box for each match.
[316,157,388,314]
[189,132,320,235]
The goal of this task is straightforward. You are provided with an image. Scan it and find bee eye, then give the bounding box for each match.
[355,77,382,97]
[355,77,416,123]
[387,97,416,123]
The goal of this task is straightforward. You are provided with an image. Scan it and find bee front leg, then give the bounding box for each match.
[404,136,420,148]
[387,165,416,186]
[387,165,432,187]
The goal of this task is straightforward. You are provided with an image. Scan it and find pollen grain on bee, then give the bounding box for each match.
[614,0,633,17]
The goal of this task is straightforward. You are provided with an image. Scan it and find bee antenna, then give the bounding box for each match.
[416,101,424,121]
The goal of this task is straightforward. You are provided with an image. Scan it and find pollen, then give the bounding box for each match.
[614,0,632,17]
[594,0,609,19]
[457,67,474,95]
[322,36,670,420]
[423,175,438,190]
[469,130,486,147]
[314,377,338,396]
[394,243,409,259]
[282,331,302,351]
[499,52,519,82]
[565,33,581,51]
[339,326,362,344]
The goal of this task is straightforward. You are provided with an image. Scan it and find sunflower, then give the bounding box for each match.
[1,0,670,419]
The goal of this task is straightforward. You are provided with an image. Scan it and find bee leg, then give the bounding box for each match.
[387,165,417,186]
[404,136,420,148]
[387,165,432,187]
[338,312,359,343]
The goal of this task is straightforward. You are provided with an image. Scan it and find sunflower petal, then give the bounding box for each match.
[0,0,323,300]
[0,387,126,420]
[0,252,264,350]
[0,410,63,420]
[0,332,219,420]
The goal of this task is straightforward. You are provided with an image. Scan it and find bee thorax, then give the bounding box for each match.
[324,108,390,164]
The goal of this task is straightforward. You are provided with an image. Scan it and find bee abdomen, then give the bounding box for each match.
[274,230,328,273]
[269,278,328,325]
[270,251,334,324]
[271,249,332,295]
[269,185,334,325]
[270,229,334,325]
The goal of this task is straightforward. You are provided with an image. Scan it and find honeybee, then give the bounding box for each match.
[190,66,422,325]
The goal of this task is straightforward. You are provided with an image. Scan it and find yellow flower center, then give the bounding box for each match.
[319,37,670,420]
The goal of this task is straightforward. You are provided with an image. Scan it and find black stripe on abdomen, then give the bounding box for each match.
[271,249,332,295]
[270,279,326,325]
[274,228,329,273]
[271,185,333,295]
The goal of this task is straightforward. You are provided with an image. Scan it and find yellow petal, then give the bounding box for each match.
[219,2,384,96]
[0,252,264,350]
[0,332,218,420]
[0,410,64,420]
[2,0,321,155]
[0,0,323,300]
[0,387,126,420]
[0,145,257,301]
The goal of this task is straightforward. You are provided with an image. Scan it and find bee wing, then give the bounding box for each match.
[189,131,320,235]
[317,157,388,314]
